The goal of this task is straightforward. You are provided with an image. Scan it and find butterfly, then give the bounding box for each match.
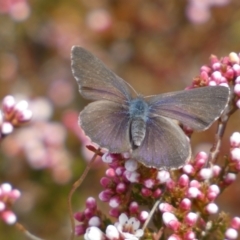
[71,46,230,169]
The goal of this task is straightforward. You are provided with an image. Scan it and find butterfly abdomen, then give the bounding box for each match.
[129,97,149,147]
[131,118,146,147]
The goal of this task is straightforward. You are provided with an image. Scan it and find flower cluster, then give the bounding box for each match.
[0,183,21,225]
[0,95,32,139]
[74,51,240,240]
[190,52,240,109]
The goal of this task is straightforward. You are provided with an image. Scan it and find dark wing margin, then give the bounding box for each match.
[71,46,132,103]
[132,116,191,169]
[147,86,230,131]
[80,100,131,153]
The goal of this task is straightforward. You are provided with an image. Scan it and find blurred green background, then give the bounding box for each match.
[0,0,240,239]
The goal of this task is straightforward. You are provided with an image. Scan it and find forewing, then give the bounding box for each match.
[147,86,229,131]
[80,100,131,153]
[132,116,191,169]
[71,46,132,103]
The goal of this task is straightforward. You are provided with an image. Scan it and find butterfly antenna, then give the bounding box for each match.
[68,147,101,240]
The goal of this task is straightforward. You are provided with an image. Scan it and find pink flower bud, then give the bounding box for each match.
[86,197,97,209]
[116,182,126,194]
[1,122,13,135]
[225,228,238,239]
[168,234,182,240]
[199,168,213,180]
[233,64,240,76]
[141,188,152,197]
[99,189,113,202]
[178,174,189,187]
[106,225,120,239]
[187,187,201,198]
[129,201,139,214]
[153,188,162,198]
[230,132,240,148]
[229,52,240,64]
[234,84,240,97]
[157,170,170,183]
[184,212,198,226]
[88,216,101,226]
[106,168,116,178]
[2,96,15,113]
[1,210,16,225]
[224,173,237,184]
[125,159,138,172]
[212,165,221,177]
[100,177,112,188]
[179,198,191,211]
[162,212,180,231]
[159,203,174,213]
[231,148,240,161]
[236,76,240,83]
[211,71,222,83]
[231,217,240,230]
[139,211,149,222]
[182,164,194,175]
[143,179,155,189]
[205,203,218,214]
[189,180,201,188]
[184,230,196,240]
[109,196,120,208]
[109,208,120,218]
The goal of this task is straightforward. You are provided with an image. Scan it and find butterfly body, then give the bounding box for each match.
[129,97,149,147]
[71,46,230,169]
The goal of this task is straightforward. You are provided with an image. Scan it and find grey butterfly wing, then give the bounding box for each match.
[147,86,229,131]
[71,46,132,103]
[132,116,191,169]
[80,100,131,153]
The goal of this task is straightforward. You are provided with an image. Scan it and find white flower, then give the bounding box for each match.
[115,213,144,240]
[84,226,104,240]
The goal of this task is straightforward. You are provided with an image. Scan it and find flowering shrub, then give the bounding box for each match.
[74,52,240,240]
